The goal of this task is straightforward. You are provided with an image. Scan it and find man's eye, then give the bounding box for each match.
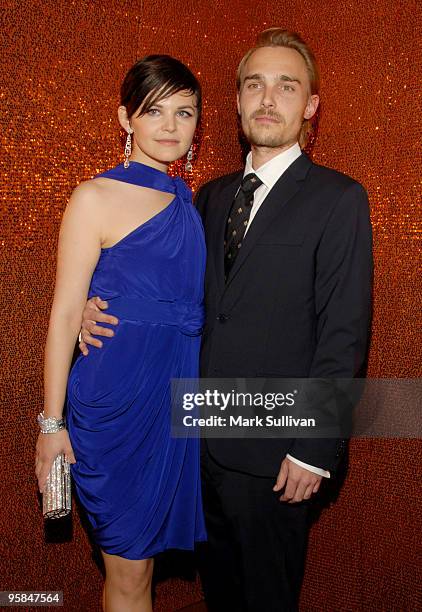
[281,84,294,92]
[247,82,261,89]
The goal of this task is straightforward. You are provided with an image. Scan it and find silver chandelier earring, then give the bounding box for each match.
[124,128,133,169]
[185,144,193,173]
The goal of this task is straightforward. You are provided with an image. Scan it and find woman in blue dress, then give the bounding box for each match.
[35,55,206,611]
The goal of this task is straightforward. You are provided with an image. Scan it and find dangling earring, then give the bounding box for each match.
[185,144,193,173]
[124,127,133,169]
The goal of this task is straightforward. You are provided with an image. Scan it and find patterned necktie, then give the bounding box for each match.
[224,173,263,278]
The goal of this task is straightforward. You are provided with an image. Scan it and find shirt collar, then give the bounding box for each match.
[243,142,302,190]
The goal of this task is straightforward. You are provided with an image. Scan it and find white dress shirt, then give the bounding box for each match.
[243,142,302,235]
[242,142,330,479]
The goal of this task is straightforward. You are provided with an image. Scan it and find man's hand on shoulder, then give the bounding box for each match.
[79,296,119,356]
[273,456,322,503]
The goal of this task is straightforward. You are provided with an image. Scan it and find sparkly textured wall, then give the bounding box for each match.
[1,1,421,611]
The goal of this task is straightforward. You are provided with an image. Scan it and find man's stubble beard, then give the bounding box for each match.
[246,124,287,148]
[242,114,290,149]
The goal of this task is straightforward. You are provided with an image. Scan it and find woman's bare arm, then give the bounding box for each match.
[36,181,102,491]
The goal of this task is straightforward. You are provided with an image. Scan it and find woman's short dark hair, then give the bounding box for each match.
[121,55,202,120]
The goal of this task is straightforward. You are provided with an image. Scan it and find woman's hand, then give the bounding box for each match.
[35,429,76,493]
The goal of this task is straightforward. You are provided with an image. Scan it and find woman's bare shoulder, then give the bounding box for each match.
[71,177,108,197]
[67,178,111,212]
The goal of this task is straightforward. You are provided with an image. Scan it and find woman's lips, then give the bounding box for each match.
[155,139,180,145]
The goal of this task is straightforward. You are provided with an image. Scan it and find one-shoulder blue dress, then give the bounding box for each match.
[66,162,207,560]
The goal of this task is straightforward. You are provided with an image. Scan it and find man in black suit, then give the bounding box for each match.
[80,28,372,612]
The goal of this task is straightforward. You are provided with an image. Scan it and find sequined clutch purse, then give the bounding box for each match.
[43,453,72,519]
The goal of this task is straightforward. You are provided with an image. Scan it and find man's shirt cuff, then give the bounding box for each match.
[286,454,331,478]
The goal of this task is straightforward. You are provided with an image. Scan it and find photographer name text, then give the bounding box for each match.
[182,415,315,428]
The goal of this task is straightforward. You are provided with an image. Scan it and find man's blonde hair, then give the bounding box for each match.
[236,28,320,147]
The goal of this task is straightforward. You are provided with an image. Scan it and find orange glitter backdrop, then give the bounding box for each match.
[1,1,420,611]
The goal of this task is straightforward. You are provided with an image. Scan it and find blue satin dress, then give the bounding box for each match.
[66,162,207,560]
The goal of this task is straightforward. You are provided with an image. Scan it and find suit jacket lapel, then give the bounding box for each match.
[210,171,243,293]
[225,153,312,288]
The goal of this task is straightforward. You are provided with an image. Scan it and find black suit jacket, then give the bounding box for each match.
[195,152,373,477]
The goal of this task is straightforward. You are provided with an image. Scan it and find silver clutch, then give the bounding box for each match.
[43,453,72,519]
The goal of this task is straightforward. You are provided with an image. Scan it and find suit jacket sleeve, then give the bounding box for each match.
[289,181,373,471]
[194,184,208,221]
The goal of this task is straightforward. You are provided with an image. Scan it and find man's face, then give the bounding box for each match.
[237,46,319,149]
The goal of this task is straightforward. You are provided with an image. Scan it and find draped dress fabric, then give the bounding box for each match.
[66,162,207,560]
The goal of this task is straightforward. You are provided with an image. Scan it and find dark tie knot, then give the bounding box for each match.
[240,173,263,197]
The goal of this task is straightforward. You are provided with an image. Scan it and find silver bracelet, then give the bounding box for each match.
[37,411,66,434]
